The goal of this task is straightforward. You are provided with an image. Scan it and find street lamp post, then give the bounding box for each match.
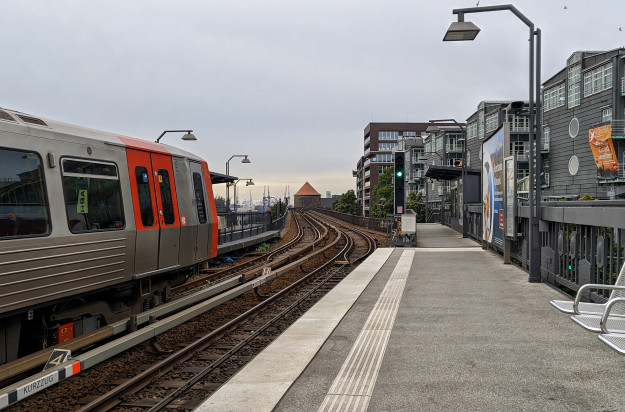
[225,155,251,212]
[233,178,254,213]
[444,4,542,282]
[429,119,467,237]
[155,130,197,143]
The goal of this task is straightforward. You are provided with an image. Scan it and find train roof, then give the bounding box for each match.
[0,107,204,163]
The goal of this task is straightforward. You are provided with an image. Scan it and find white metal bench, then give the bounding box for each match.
[550,262,625,315]
[595,297,625,354]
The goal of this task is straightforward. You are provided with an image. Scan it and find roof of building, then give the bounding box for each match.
[294,182,321,197]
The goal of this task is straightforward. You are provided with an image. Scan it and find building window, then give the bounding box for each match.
[378,142,397,151]
[62,159,124,232]
[568,64,581,108]
[403,131,417,137]
[0,148,51,238]
[544,82,565,111]
[583,63,612,97]
[485,113,499,132]
[508,114,529,132]
[378,131,398,141]
[478,111,484,139]
[373,153,393,163]
[602,107,612,123]
[511,141,526,157]
[518,169,529,180]
[467,121,477,139]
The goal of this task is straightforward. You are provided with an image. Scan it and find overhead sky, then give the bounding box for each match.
[2,1,624,205]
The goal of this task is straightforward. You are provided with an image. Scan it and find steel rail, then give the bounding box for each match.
[74,213,343,411]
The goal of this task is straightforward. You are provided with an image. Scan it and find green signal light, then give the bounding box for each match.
[396,171,403,178]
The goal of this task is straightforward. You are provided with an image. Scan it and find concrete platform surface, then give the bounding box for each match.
[198,224,625,412]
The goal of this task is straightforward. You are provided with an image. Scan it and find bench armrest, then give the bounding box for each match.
[573,284,625,315]
[600,297,625,333]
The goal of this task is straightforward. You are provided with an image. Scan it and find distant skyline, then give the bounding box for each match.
[2,0,624,204]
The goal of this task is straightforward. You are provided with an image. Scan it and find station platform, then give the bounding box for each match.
[198,224,625,411]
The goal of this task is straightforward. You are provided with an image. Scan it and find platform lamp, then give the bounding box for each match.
[233,178,254,213]
[155,130,196,143]
[443,4,542,282]
[225,155,251,212]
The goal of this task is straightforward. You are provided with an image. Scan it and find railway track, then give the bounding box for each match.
[3,211,383,411]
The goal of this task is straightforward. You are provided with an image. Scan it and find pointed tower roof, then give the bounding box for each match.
[294,182,321,196]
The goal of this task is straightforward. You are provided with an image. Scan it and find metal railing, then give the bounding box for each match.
[464,200,625,303]
[315,209,391,232]
[217,210,287,245]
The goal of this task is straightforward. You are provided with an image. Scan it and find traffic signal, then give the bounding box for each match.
[394,151,405,214]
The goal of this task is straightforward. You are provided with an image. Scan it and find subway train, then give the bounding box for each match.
[0,108,218,365]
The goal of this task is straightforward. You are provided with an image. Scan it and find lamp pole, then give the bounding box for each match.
[155,130,197,143]
[233,179,254,213]
[444,4,542,282]
[225,155,251,212]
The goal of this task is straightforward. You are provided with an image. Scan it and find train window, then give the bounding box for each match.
[192,172,207,224]
[61,159,125,232]
[0,148,51,238]
[135,166,154,227]
[157,169,175,225]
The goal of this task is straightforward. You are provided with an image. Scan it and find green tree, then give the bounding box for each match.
[331,189,358,215]
[371,167,393,218]
[406,191,426,223]
[215,195,226,210]
[271,200,286,220]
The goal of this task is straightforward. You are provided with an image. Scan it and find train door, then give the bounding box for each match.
[189,161,210,260]
[151,153,181,269]
[126,149,159,274]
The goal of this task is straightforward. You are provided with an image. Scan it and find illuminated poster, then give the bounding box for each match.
[504,156,516,239]
[589,124,619,179]
[482,125,506,247]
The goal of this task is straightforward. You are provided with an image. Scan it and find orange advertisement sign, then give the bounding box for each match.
[589,124,619,179]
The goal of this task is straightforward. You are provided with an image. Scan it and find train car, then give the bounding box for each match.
[0,108,218,364]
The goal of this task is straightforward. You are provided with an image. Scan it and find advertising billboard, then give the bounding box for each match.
[588,124,619,179]
[504,155,516,239]
[482,124,507,248]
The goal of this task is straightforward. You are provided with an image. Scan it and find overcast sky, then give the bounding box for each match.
[2,0,624,204]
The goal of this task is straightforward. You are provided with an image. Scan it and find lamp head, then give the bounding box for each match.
[241,156,251,164]
[181,131,197,141]
[443,21,481,41]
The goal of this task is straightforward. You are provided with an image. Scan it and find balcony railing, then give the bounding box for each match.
[364,147,370,156]
[364,136,370,146]
[611,119,625,138]
[445,144,464,153]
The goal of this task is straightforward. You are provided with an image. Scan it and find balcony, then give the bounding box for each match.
[364,136,370,146]
[445,143,464,153]
[365,147,370,156]
[611,120,625,138]
[364,159,371,168]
